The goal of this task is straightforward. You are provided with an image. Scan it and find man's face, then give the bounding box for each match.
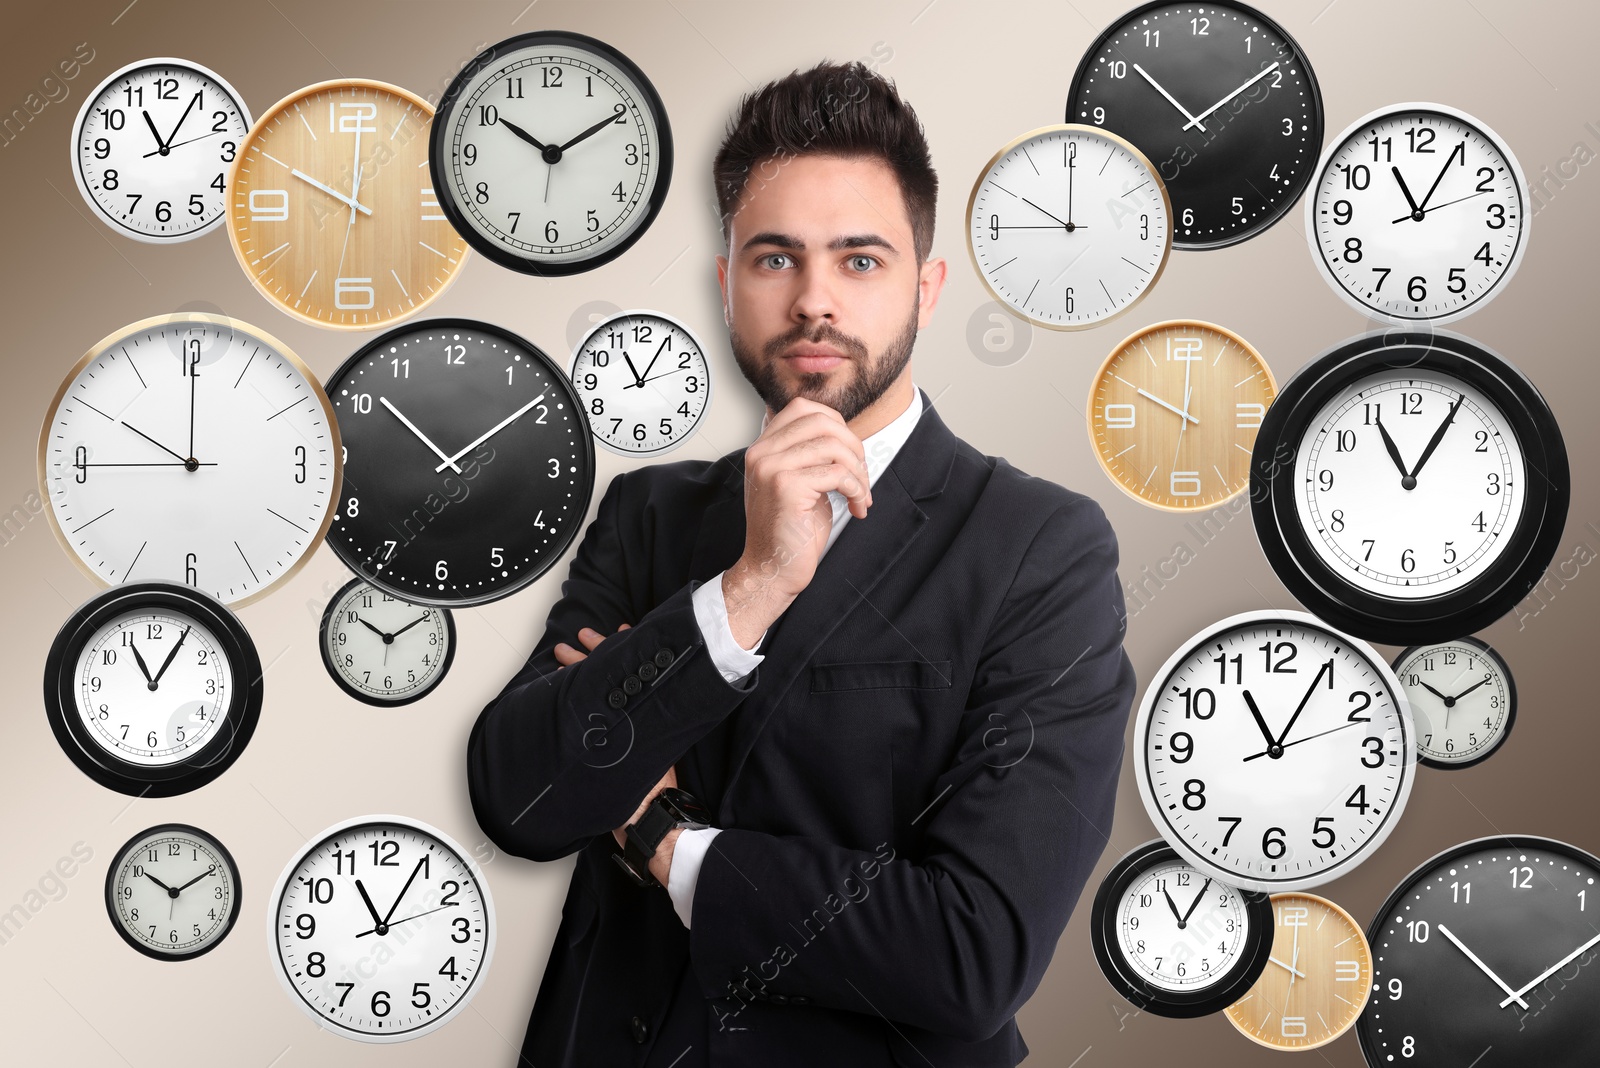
[716,153,945,426]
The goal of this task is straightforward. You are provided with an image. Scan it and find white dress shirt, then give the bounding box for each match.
[667,384,925,928]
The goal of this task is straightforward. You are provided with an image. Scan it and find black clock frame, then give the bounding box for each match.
[428,29,675,276]
[1391,634,1518,771]
[1251,330,1568,646]
[44,582,264,798]
[318,576,457,707]
[104,823,242,962]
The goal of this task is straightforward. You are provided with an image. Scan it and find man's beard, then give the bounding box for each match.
[728,303,918,425]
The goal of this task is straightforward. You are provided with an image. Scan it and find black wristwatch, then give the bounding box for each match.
[611,787,713,888]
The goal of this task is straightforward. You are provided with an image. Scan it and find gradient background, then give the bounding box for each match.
[2,1,1595,1064]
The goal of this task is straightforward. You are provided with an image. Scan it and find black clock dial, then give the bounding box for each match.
[324,320,595,607]
[1359,836,1600,1066]
[1067,1,1323,249]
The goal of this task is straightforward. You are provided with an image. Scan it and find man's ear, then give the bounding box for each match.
[916,256,948,331]
[716,254,731,326]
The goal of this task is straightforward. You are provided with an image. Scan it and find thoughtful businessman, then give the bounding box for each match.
[467,60,1137,1067]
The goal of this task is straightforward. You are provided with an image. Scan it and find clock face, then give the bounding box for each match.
[1134,610,1415,893]
[1088,320,1277,510]
[227,79,469,329]
[430,30,673,275]
[1224,893,1372,1050]
[1308,104,1528,322]
[1392,636,1516,769]
[1358,836,1600,1067]
[571,310,710,456]
[320,578,456,706]
[106,824,241,961]
[966,124,1171,329]
[323,319,596,607]
[268,816,494,1042]
[1067,1,1322,250]
[39,315,341,606]
[71,58,252,243]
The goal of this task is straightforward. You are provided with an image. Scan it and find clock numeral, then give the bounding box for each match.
[295,914,316,939]
[1406,919,1429,942]
[435,560,449,581]
[1170,731,1193,763]
[624,143,639,165]
[490,547,504,569]
[1404,127,1435,154]
[420,188,445,221]
[1065,287,1075,314]
[1170,471,1201,497]
[1258,641,1298,673]
[541,65,563,89]
[1486,472,1501,496]
[1281,1017,1306,1039]
[301,876,333,903]
[1217,816,1241,847]
[1330,509,1345,532]
[1401,548,1415,573]
[153,76,179,100]
[1279,905,1310,927]
[462,143,477,166]
[1332,199,1353,226]
[330,101,377,134]
[1361,736,1384,767]
[440,956,459,980]
[1262,826,1286,859]
[92,137,110,160]
[1340,163,1370,190]
[1408,276,1427,302]
[504,76,524,99]
[372,990,391,1017]
[1105,404,1135,429]
[293,445,307,483]
[1346,785,1371,814]
[1176,686,1215,719]
[249,189,288,222]
[1402,1036,1416,1058]
[1143,28,1159,46]
[1510,865,1533,889]
[1092,105,1106,125]
[1388,978,1403,1000]
[613,182,626,203]
[306,951,326,977]
[211,109,228,133]
[412,982,432,1008]
[1190,15,1208,34]
[184,552,198,587]
[1312,816,1336,849]
[1451,880,1471,904]
[369,839,400,866]
[103,169,119,190]
[98,106,126,129]
[334,277,374,310]
[1474,241,1493,266]
[1334,429,1356,452]
[1166,336,1202,362]
[1342,236,1363,263]
[1448,267,1466,294]
[1181,779,1206,811]
[1347,691,1372,722]
[451,916,472,943]
[1486,203,1507,229]
[477,104,498,126]
[1369,135,1392,162]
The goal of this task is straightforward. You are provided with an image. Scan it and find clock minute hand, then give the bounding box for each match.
[1414,141,1466,215]
[1273,659,1332,749]
[433,393,547,472]
[1133,64,1207,131]
[1182,62,1280,132]
[1436,923,1529,1009]
[379,397,464,474]
[391,614,431,638]
[1450,676,1492,702]
[558,108,622,152]
[1407,395,1464,481]
[150,625,191,686]
[380,856,428,926]
[1178,879,1212,925]
[162,91,202,153]
[173,865,217,894]
[635,336,672,385]
[1499,930,1600,1008]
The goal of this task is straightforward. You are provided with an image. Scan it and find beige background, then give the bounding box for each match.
[1,1,1594,1064]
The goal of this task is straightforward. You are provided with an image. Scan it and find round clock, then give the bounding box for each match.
[1391,635,1516,770]
[1089,839,1274,1018]
[1066,0,1323,250]
[44,581,263,797]
[39,313,341,606]
[1223,892,1372,1050]
[319,577,456,706]
[570,310,710,456]
[268,815,495,1043]
[322,318,595,607]
[1357,835,1600,1067]
[106,823,241,960]
[429,30,673,276]
[1250,329,1568,645]
[1307,103,1528,323]
[1087,319,1277,510]
[1134,609,1415,893]
[227,79,469,329]
[71,58,252,243]
[966,123,1171,329]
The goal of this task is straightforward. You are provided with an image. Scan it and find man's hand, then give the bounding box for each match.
[612,764,682,887]
[553,622,630,667]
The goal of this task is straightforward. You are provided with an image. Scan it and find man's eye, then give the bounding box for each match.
[760,253,792,269]
[848,255,877,272]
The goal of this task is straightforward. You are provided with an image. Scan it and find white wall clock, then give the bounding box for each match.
[319,577,455,706]
[1391,635,1516,770]
[570,309,709,456]
[105,823,242,960]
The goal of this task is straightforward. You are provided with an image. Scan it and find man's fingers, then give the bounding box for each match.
[779,461,873,517]
[756,412,866,471]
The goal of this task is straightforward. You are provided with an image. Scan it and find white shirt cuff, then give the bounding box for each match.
[692,571,767,683]
[665,826,722,929]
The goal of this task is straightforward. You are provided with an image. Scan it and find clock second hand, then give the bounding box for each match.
[433,394,547,473]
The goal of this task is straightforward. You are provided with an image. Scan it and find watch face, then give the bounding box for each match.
[227,79,469,329]
[430,31,673,275]
[1087,320,1277,510]
[39,314,341,607]
[966,124,1171,329]
[1067,1,1323,250]
[71,58,252,242]
[570,310,710,456]
[319,578,456,706]
[1358,836,1600,1067]
[323,319,596,607]
[1224,892,1372,1050]
[268,816,495,1043]
[1134,610,1415,893]
[106,824,241,960]
[1308,103,1528,322]
[1391,636,1516,769]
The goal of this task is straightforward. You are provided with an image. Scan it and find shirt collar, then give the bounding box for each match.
[757,383,923,489]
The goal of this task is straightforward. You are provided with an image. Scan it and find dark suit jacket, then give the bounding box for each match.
[466,387,1137,1067]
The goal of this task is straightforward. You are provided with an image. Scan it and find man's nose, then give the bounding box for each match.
[789,263,837,324]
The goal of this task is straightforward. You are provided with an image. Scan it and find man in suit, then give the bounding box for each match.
[466,58,1137,1067]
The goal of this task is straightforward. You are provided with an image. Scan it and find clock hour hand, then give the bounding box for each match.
[150,625,191,687]
[1019,196,1077,232]
[1161,886,1184,924]
[1268,954,1306,980]
[1417,679,1450,702]
[354,614,387,639]
[1134,387,1198,425]
[1182,61,1280,132]
[1406,395,1464,482]
[622,350,647,387]
[379,397,464,474]
[433,393,547,473]
[1436,924,1529,1009]
[129,638,156,688]
[289,168,373,216]
[355,878,387,931]
[141,109,169,153]
[1132,64,1206,132]
[1241,690,1280,754]
[141,870,176,893]
[1391,166,1424,221]
[497,115,551,153]
[1373,411,1413,488]
[557,107,623,152]
[119,421,191,465]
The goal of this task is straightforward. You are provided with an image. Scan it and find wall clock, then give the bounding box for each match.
[39,313,341,606]
[1089,838,1274,1017]
[105,823,241,960]
[267,815,495,1043]
[1357,835,1600,1067]
[966,123,1171,329]
[429,30,673,276]
[1306,103,1528,322]
[1392,635,1516,770]
[1087,319,1277,510]
[227,79,468,329]
[319,577,455,706]
[71,58,252,242]
[570,309,710,456]
[1223,892,1371,1050]
[1134,609,1415,893]
[322,318,595,607]
[1066,0,1322,250]
[44,581,263,797]
[1250,329,1568,645]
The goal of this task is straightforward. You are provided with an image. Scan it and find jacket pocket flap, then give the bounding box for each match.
[810,658,953,692]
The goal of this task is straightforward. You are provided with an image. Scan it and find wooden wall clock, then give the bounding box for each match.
[1223,892,1371,1050]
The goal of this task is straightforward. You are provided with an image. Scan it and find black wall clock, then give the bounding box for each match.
[319,577,456,706]
[323,319,595,607]
[1066,0,1323,249]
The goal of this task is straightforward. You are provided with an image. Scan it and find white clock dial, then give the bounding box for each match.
[106,825,241,960]
[1308,103,1528,322]
[1294,370,1524,599]
[1119,861,1252,992]
[269,817,494,1043]
[71,59,251,242]
[320,579,455,705]
[40,315,341,607]
[571,310,710,456]
[1392,637,1516,768]
[1136,610,1416,892]
[967,124,1170,329]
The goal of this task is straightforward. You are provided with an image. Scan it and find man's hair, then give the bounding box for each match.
[713,60,937,264]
